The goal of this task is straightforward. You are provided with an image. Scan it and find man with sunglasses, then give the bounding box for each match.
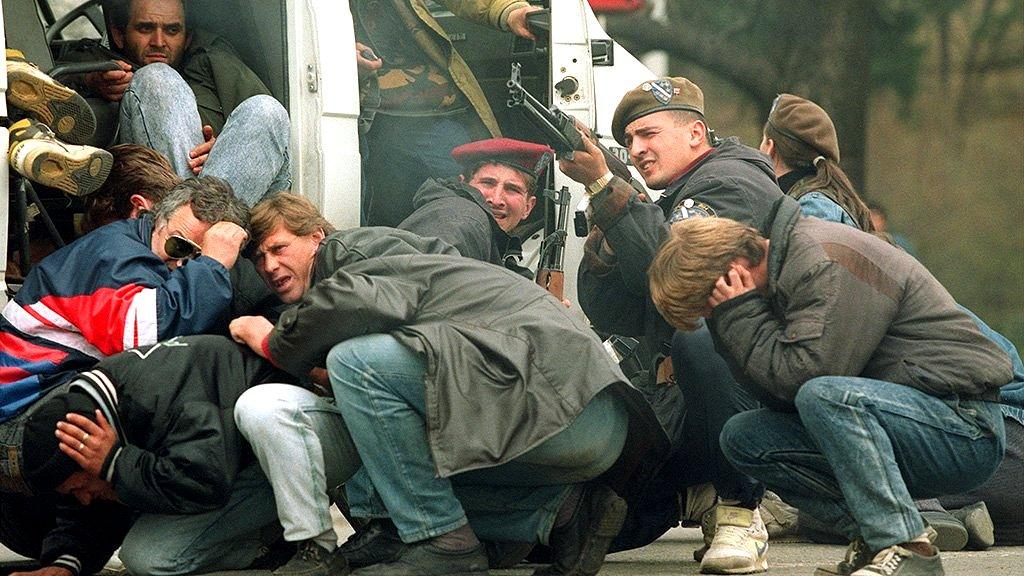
[0,176,249,430]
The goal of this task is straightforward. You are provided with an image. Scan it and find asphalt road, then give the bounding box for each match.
[4,524,1023,575]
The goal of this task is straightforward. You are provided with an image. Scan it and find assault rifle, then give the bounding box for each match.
[536,186,570,301]
[506,63,647,236]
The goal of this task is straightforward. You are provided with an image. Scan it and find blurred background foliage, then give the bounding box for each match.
[605,0,1023,348]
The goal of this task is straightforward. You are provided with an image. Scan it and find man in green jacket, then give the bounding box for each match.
[356,0,541,227]
[86,0,288,206]
[230,193,668,576]
[647,197,1012,576]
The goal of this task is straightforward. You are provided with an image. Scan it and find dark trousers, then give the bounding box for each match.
[361,110,489,228]
[609,326,765,552]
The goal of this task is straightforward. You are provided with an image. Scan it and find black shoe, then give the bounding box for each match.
[351,541,488,576]
[339,519,409,568]
[533,484,627,576]
[274,540,350,576]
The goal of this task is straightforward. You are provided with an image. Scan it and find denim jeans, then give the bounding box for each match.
[234,383,362,550]
[361,110,488,227]
[721,376,1005,551]
[328,334,628,545]
[118,462,281,575]
[118,63,291,206]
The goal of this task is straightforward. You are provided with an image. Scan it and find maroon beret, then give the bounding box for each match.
[451,138,555,180]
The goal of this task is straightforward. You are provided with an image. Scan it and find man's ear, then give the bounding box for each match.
[128,194,153,218]
[523,194,537,219]
[312,227,326,242]
[690,120,707,147]
[111,26,124,50]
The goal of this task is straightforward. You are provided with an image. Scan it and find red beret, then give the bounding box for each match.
[451,138,554,179]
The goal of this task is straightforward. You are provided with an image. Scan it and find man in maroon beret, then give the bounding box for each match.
[399,137,553,277]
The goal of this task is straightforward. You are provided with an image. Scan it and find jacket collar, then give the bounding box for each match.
[764,195,803,295]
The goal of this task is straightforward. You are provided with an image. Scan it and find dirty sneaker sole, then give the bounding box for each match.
[8,66,96,145]
[10,141,112,196]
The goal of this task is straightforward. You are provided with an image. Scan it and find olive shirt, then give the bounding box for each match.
[179,29,273,134]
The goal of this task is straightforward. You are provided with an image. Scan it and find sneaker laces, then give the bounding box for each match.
[711,523,760,551]
[862,546,910,576]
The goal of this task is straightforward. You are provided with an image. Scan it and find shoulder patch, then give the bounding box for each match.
[669,198,718,223]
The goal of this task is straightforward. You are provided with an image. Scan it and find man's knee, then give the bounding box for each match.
[234,385,291,436]
[719,411,762,470]
[120,539,186,576]
[128,62,190,97]
[794,377,846,416]
[232,95,288,132]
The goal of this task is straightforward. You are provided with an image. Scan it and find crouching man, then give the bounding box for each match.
[647,197,1011,576]
[231,195,668,576]
[0,335,291,576]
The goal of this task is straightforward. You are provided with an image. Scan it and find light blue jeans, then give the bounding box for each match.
[234,383,362,551]
[118,462,281,575]
[721,376,1005,551]
[118,63,291,206]
[328,334,629,545]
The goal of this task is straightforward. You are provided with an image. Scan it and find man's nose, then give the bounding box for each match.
[151,30,166,46]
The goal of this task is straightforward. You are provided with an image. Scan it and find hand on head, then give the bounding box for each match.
[200,221,249,269]
[707,263,757,311]
[55,410,116,477]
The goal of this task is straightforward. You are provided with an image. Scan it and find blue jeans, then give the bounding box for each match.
[361,110,488,227]
[118,462,282,575]
[118,63,291,206]
[235,383,362,550]
[721,376,1005,551]
[328,334,628,545]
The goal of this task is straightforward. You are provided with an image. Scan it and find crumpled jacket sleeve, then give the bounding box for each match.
[440,0,531,29]
[708,260,892,404]
[40,498,133,576]
[268,263,424,377]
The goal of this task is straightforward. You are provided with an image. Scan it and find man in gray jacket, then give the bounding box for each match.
[647,196,1012,576]
[230,193,667,576]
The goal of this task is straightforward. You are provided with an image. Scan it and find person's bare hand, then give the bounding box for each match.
[200,221,248,269]
[12,566,75,576]
[56,410,116,477]
[355,42,382,78]
[84,60,133,102]
[188,125,216,174]
[558,131,609,186]
[230,316,274,357]
[506,5,543,40]
[707,264,757,310]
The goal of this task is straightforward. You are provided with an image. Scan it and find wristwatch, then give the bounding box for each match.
[586,171,614,196]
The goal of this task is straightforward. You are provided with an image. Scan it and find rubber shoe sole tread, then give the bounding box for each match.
[7,60,96,145]
[9,121,112,196]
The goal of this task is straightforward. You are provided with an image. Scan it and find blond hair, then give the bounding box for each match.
[648,218,765,330]
[250,192,336,247]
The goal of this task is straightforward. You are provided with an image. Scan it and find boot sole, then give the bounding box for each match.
[8,67,96,145]
[10,141,112,196]
[922,511,968,552]
[562,488,628,576]
[955,501,995,550]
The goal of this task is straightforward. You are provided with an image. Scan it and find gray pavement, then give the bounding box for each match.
[4,523,1023,575]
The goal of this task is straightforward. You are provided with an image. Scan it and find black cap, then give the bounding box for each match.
[22,389,98,494]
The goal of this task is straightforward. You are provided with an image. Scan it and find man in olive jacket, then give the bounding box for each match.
[86,0,288,206]
[231,195,667,576]
[648,196,1012,576]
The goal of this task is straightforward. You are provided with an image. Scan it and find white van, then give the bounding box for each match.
[0,0,656,311]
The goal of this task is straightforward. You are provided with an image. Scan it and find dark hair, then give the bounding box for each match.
[105,0,193,32]
[763,121,874,232]
[671,109,715,144]
[152,177,251,233]
[82,144,182,233]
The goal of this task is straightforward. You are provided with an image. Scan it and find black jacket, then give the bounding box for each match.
[399,178,532,278]
[35,335,287,574]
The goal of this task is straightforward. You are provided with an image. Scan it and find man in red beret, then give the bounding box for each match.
[399,137,553,278]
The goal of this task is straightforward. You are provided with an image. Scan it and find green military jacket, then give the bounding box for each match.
[181,29,272,133]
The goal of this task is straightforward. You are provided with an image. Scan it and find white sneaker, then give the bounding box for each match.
[699,505,769,574]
